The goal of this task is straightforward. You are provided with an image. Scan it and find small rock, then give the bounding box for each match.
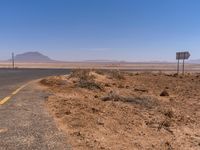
[134,88,148,92]
[105,83,111,87]
[118,85,124,88]
[94,95,98,98]
[97,118,104,125]
[91,107,99,113]
[160,90,169,96]
[101,96,111,101]
[65,111,71,115]
[164,110,174,118]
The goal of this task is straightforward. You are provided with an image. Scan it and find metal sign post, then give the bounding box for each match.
[12,52,15,69]
[177,58,180,74]
[176,51,190,75]
[183,53,185,74]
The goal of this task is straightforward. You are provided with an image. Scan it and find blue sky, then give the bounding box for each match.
[0,0,200,61]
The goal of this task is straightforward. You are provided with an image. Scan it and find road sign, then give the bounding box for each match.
[176,51,191,74]
[176,51,190,60]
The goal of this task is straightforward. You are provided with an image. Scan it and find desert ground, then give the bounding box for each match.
[1,61,200,73]
[40,69,200,150]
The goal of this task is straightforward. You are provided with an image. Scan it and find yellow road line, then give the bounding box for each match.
[12,86,25,95]
[0,84,28,105]
[0,96,11,105]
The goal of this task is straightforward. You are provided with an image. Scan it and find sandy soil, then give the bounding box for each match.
[1,61,200,72]
[40,70,200,150]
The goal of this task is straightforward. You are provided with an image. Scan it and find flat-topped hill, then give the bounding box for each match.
[14,52,53,62]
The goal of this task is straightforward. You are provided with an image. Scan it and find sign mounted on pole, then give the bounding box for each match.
[176,51,190,60]
[176,51,190,74]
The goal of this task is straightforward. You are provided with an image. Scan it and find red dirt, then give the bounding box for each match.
[41,70,200,150]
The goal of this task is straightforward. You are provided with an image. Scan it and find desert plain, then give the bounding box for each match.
[0,61,200,72]
[40,69,200,150]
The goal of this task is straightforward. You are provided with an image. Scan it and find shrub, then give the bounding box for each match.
[108,70,125,80]
[69,69,94,80]
[78,79,103,90]
[70,69,103,90]
[40,78,67,86]
[101,93,157,109]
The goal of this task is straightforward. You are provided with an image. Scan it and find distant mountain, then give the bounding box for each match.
[13,52,54,62]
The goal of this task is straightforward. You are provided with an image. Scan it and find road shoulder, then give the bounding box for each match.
[0,82,71,150]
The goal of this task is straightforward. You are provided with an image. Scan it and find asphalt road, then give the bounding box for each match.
[0,68,71,150]
[0,68,71,99]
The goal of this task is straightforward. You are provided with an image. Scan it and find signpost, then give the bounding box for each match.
[12,52,15,69]
[176,51,190,74]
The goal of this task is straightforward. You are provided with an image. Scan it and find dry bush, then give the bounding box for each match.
[70,69,103,90]
[69,69,95,80]
[158,119,172,134]
[163,110,174,118]
[127,72,134,76]
[101,92,121,102]
[109,70,125,80]
[93,69,106,75]
[40,78,67,86]
[101,70,125,80]
[91,69,125,79]
[78,79,103,90]
[101,92,157,109]
[79,69,126,80]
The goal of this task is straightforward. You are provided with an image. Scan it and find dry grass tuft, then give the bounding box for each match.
[107,70,125,80]
[78,79,103,90]
[101,92,157,109]
[69,69,94,80]
[70,69,104,90]
[40,77,67,86]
